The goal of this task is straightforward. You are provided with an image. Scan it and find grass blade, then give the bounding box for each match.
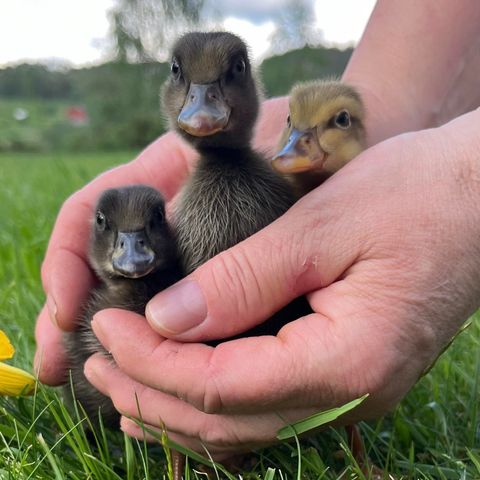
[277,394,369,440]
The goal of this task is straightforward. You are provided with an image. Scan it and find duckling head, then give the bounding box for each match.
[162,31,259,149]
[89,185,175,281]
[272,81,366,175]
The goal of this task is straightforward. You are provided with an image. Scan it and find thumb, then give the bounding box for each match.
[146,193,358,342]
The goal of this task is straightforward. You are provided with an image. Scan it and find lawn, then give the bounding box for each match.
[0,151,479,479]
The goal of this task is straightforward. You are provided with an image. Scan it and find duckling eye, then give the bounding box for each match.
[234,58,246,74]
[334,110,351,129]
[170,58,181,79]
[286,115,291,127]
[149,208,165,229]
[95,211,106,231]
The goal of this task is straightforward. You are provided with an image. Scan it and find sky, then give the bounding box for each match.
[0,0,376,67]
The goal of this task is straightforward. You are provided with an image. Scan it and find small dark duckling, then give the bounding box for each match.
[272,80,366,195]
[162,31,297,274]
[64,185,181,427]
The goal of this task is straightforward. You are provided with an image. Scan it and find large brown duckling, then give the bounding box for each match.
[162,31,297,274]
[273,80,366,195]
[64,185,181,427]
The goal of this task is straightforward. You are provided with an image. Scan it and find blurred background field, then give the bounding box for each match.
[0,47,351,153]
[0,0,361,153]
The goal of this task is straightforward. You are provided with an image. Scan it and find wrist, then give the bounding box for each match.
[342,0,480,146]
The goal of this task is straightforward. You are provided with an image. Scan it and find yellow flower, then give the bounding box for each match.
[0,330,36,396]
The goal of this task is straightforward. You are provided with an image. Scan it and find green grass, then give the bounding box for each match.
[1,151,479,479]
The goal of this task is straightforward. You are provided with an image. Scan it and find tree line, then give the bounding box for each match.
[0,45,352,152]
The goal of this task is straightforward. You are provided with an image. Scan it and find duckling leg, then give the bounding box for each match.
[172,450,185,480]
[346,424,366,463]
[346,424,387,479]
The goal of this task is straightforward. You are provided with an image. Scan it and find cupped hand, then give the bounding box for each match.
[84,108,480,456]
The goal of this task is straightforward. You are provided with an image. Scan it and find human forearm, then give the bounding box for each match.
[343,0,480,145]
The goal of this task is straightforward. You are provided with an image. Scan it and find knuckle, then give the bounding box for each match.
[198,353,224,414]
[198,419,242,447]
[204,249,259,322]
[111,382,147,417]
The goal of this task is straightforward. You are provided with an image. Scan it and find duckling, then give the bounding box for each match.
[64,185,181,427]
[272,80,366,195]
[162,31,297,274]
[274,83,383,476]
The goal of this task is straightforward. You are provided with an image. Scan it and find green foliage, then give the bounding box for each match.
[0,64,73,99]
[261,46,352,97]
[73,62,169,149]
[0,151,479,479]
[0,62,168,152]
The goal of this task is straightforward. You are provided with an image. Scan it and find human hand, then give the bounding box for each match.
[83,108,480,456]
[34,98,289,385]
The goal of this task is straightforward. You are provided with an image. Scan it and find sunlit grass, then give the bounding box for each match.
[0,151,479,479]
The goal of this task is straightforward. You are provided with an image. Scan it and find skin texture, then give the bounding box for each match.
[35,0,480,459]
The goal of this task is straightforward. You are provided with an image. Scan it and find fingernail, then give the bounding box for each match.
[147,280,207,334]
[83,355,101,384]
[91,316,110,350]
[47,295,58,327]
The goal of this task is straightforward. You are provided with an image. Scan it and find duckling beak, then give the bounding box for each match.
[112,231,155,278]
[178,83,231,137]
[272,128,325,173]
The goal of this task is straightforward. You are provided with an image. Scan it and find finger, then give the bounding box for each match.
[121,417,250,460]
[252,97,289,156]
[34,305,68,385]
[134,131,197,200]
[120,417,236,459]
[85,353,317,449]
[91,308,364,415]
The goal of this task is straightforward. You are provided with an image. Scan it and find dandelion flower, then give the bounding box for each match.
[0,330,35,396]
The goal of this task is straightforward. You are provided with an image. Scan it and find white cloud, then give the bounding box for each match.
[315,0,376,46]
[0,0,114,66]
[222,17,276,62]
[209,0,315,24]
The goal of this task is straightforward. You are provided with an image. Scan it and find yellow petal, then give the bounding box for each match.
[0,330,15,361]
[0,362,36,396]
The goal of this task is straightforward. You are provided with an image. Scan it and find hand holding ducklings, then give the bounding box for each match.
[35,0,480,459]
[81,108,480,457]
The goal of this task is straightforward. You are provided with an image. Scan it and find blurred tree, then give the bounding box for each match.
[109,0,208,62]
[268,0,323,55]
[107,0,322,62]
[0,64,73,99]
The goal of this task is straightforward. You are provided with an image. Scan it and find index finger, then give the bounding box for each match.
[40,132,195,331]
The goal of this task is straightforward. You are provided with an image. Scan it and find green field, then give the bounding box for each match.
[0,152,479,479]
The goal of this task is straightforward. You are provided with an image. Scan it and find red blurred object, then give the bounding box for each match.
[66,106,89,126]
